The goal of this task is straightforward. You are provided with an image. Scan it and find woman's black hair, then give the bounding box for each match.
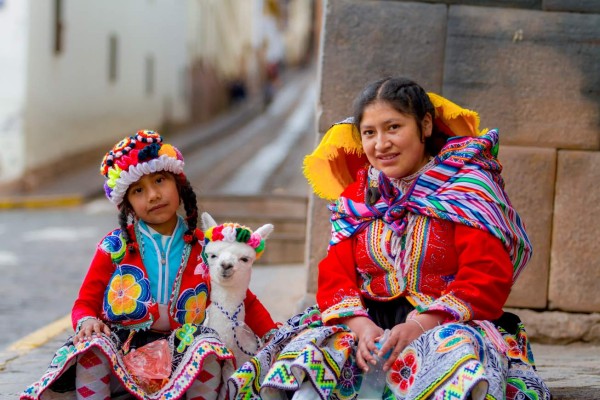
[118,173,199,254]
[352,77,448,156]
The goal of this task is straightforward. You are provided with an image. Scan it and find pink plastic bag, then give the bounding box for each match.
[123,339,172,392]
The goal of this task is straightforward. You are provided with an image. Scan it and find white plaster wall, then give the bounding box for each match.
[284,0,313,65]
[187,0,260,79]
[0,0,28,184]
[24,0,188,172]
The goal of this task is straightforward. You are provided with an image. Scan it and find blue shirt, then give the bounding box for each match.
[138,216,185,304]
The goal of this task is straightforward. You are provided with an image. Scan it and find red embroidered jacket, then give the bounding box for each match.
[317,179,514,325]
[72,225,276,337]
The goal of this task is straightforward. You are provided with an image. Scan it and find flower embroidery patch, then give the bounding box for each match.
[103,264,151,321]
[175,323,198,353]
[175,283,208,325]
[100,229,127,263]
[389,349,419,395]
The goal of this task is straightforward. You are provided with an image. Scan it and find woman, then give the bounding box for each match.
[228,78,550,400]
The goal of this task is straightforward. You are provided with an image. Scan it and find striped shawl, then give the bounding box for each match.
[329,129,531,281]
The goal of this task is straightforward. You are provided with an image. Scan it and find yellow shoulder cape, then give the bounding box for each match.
[303,93,486,201]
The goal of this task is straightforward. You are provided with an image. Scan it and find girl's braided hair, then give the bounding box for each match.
[352,77,448,156]
[118,173,199,254]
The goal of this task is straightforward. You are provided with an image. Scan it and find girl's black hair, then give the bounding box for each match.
[352,77,448,156]
[176,174,199,242]
[118,173,199,254]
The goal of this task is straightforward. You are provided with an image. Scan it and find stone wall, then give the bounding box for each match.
[305,0,600,343]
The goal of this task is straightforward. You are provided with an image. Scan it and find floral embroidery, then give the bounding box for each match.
[505,329,534,364]
[332,332,355,352]
[389,349,419,395]
[100,230,127,263]
[506,377,540,400]
[175,323,198,353]
[193,260,209,277]
[49,345,76,368]
[299,307,322,327]
[335,358,362,399]
[175,283,208,324]
[104,265,151,321]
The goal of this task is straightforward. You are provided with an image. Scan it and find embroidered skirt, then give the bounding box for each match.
[227,306,550,400]
[21,324,234,400]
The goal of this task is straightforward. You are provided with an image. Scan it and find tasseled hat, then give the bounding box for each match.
[303,93,487,201]
[100,130,185,206]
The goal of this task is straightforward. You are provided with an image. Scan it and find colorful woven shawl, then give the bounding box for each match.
[329,129,531,281]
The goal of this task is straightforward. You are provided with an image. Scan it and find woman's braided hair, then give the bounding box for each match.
[352,77,447,156]
[117,173,199,254]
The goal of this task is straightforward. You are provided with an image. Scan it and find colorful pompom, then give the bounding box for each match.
[203,223,265,254]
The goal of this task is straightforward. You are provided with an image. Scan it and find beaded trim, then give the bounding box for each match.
[211,301,260,357]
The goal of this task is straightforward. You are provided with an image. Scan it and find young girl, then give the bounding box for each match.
[227,78,550,399]
[22,130,276,400]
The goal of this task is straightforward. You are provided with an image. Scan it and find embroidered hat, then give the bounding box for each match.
[204,223,267,259]
[100,130,185,205]
[303,93,486,201]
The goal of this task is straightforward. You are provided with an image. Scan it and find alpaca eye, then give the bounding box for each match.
[240,257,250,263]
[208,254,217,259]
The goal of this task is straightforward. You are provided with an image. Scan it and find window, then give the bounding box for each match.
[53,0,63,54]
[108,34,118,83]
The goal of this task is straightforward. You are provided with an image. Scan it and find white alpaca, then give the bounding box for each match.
[201,212,274,367]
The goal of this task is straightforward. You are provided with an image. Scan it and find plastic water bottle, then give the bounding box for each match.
[357,329,391,399]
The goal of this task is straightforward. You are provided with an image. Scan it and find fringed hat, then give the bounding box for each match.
[204,223,268,259]
[303,93,486,201]
[100,130,185,206]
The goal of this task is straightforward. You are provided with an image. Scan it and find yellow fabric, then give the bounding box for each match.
[302,121,367,201]
[303,93,486,201]
[427,93,485,138]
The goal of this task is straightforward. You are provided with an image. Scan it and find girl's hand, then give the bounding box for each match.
[343,316,384,372]
[74,318,111,344]
[378,313,446,371]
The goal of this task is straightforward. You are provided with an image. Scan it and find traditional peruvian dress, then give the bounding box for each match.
[22,217,276,400]
[227,128,550,400]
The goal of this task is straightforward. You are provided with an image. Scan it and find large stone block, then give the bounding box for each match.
[543,0,600,13]
[443,5,600,149]
[319,0,447,131]
[549,151,600,312]
[395,0,541,9]
[305,194,332,293]
[500,145,555,309]
[507,308,600,344]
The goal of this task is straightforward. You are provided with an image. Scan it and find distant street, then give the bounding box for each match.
[0,68,316,349]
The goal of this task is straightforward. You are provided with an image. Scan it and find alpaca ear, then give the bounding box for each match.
[201,212,218,231]
[255,224,274,240]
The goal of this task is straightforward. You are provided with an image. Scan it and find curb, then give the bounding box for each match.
[0,194,83,210]
[0,315,71,371]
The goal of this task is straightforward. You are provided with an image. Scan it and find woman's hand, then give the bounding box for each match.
[343,316,384,372]
[74,318,111,344]
[378,313,446,371]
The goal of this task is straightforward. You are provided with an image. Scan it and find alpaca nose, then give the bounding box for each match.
[222,263,234,271]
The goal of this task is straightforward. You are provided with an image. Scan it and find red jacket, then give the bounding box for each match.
[72,225,276,338]
[317,179,514,325]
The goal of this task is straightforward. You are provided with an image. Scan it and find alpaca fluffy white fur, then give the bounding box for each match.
[201,212,273,367]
